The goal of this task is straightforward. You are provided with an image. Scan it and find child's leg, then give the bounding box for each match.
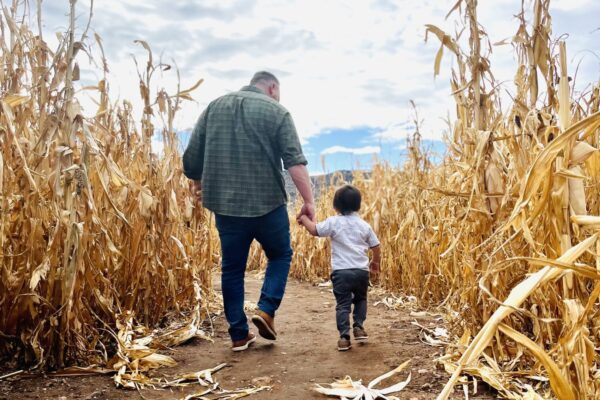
[351,270,370,328]
[331,270,353,338]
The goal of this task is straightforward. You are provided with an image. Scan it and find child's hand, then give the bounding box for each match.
[369,261,380,285]
[297,215,319,236]
[369,261,380,274]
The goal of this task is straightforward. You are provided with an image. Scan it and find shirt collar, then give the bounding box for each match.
[241,85,265,95]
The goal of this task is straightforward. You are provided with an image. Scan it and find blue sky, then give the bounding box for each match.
[302,127,446,174]
[40,0,600,174]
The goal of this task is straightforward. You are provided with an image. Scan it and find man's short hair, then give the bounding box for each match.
[250,71,279,86]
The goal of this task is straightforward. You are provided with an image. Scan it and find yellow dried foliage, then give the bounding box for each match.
[0,3,215,369]
[276,1,600,398]
[4,2,600,399]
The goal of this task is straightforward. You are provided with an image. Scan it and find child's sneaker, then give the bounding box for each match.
[337,336,351,351]
[353,327,368,343]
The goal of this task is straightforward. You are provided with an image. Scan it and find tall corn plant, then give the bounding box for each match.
[0,2,214,369]
[270,0,600,397]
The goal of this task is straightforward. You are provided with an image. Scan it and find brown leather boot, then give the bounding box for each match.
[251,310,277,340]
[232,332,256,352]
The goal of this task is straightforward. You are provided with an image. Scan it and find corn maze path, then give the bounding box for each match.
[1,273,495,399]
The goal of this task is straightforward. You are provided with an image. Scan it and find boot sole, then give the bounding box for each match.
[232,335,256,352]
[337,345,351,351]
[251,315,277,340]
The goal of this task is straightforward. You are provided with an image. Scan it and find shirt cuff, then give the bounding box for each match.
[283,155,308,170]
[315,222,324,237]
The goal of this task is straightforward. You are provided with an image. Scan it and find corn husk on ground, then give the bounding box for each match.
[0,2,215,370]
[313,361,411,400]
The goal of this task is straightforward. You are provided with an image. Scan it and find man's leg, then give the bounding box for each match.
[351,269,370,329]
[215,214,253,341]
[254,206,293,317]
[331,270,353,338]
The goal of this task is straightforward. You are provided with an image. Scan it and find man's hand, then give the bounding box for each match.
[296,202,316,223]
[190,180,202,205]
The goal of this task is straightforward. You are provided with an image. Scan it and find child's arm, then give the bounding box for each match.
[299,215,319,236]
[369,245,381,273]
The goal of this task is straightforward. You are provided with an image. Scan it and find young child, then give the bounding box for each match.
[298,184,381,351]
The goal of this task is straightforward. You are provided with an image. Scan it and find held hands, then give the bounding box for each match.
[297,212,319,236]
[297,214,310,226]
[296,202,316,223]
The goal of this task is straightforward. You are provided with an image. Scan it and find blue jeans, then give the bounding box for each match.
[215,206,293,341]
[331,269,369,338]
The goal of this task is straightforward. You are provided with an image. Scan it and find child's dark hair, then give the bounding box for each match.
[333,185,361,215]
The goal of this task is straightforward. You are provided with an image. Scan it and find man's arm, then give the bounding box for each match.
[276,112,315,221]
[183,110,208,181]
[288,164,316,222]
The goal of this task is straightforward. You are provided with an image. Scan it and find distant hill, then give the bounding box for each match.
[284,170,369,201]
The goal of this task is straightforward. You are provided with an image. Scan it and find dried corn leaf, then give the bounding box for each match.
[314,362,411,399]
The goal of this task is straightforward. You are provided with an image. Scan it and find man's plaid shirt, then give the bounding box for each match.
[183,86,307,217]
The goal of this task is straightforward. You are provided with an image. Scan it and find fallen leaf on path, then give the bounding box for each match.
[411,321,450,347]
[373,294,417,311]
[313,361,411,399]
[112,281,214,389]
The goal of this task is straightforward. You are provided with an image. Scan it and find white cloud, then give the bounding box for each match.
[321,145,381,156]
[41,0,600,148]
[553,0,595,11]
[151,137,164,156]
[372,122,415,142]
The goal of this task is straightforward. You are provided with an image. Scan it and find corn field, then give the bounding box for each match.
[3,0,600,399]
[0,1,215,370]
[281,1,600,398]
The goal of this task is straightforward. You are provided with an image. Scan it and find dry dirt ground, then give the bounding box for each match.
[1,274,495,399]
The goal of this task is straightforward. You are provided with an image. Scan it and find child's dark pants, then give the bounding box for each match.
[331,269,369,338]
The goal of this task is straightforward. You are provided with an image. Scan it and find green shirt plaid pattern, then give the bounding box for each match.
[183,86,307,217]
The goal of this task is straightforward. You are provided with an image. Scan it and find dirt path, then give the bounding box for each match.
[1,274,494,399]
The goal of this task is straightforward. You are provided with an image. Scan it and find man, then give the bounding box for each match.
[183,71,315,351]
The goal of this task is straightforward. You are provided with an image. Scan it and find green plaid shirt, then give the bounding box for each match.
[183,86,307,217]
